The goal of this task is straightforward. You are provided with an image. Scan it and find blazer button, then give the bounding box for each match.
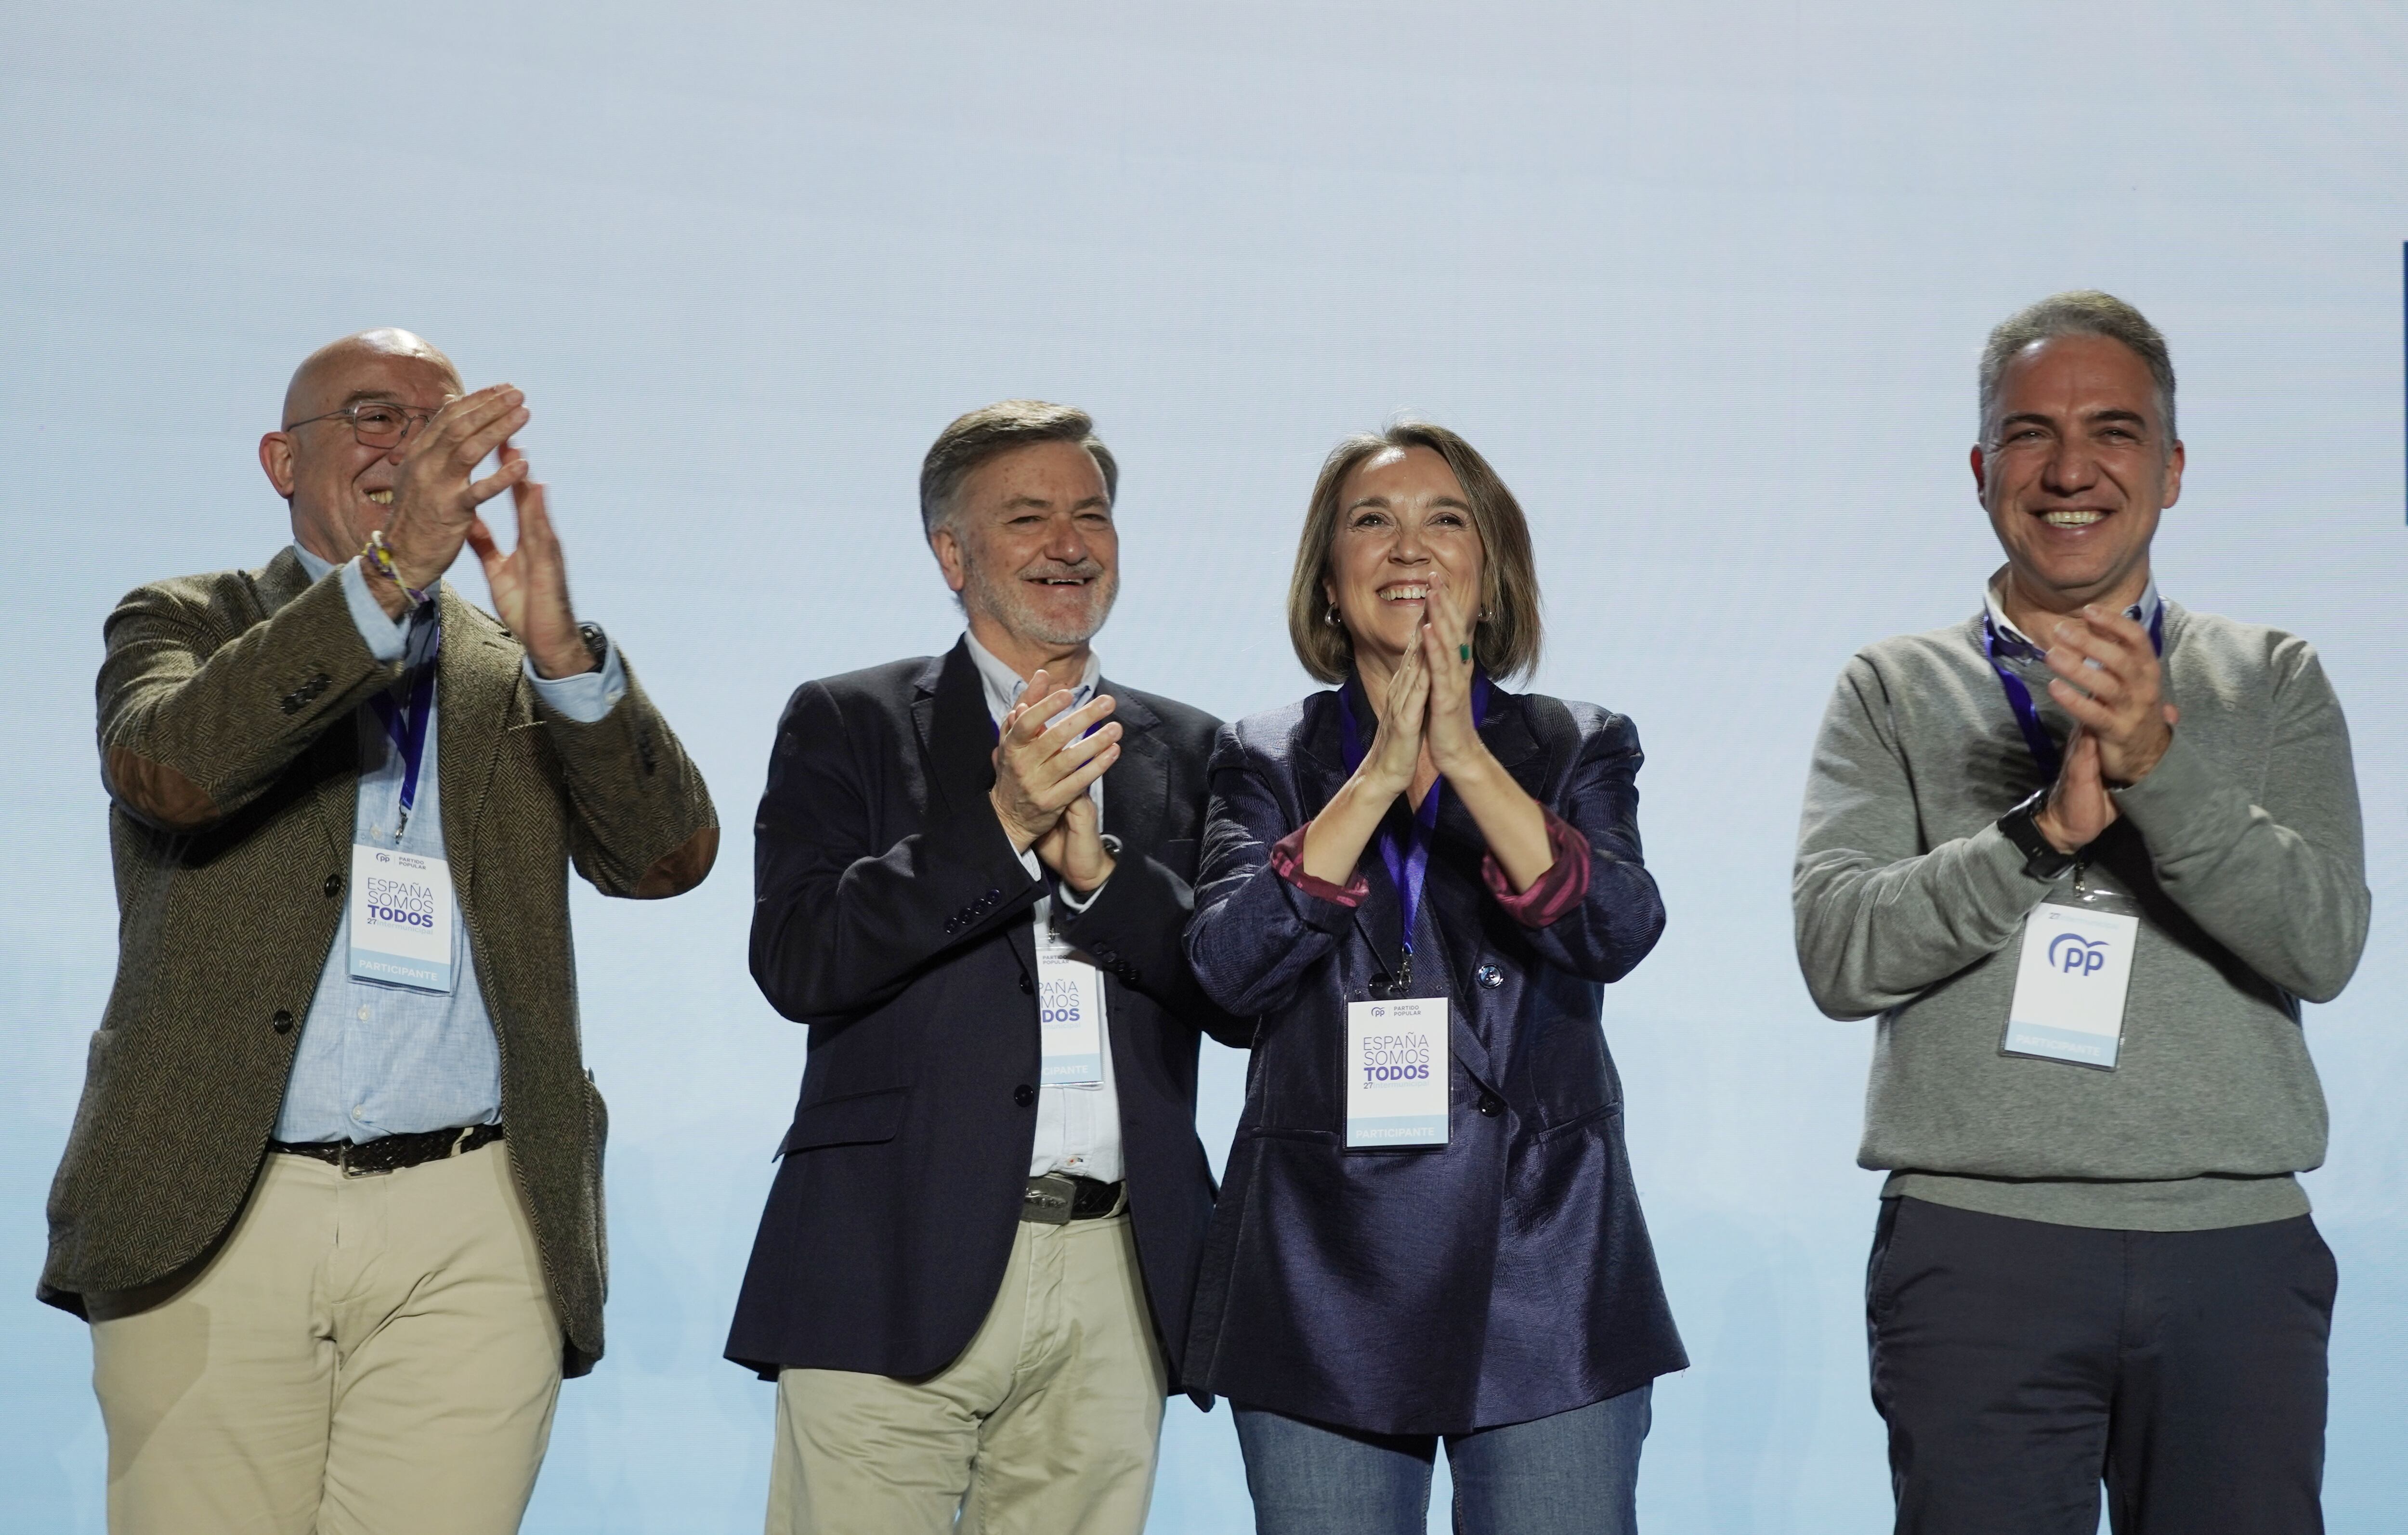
[1477,1093,1503,1117]
[1018,975,1033,995]
[1476,963,1504,990]
[323,874,342,898]
[1013,1084,1036,1107]
[272,1009,294,1035]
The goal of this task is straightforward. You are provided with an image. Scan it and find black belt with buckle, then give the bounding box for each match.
[269,1122,506,1178]
[1021,1173,1123,1224]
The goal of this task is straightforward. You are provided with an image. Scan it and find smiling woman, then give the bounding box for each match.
[1183,421,1681,1535]
[1286,422,1541,687]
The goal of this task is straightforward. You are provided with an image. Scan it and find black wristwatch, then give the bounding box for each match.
[1997,788,2079,881]
[576,622,608,667]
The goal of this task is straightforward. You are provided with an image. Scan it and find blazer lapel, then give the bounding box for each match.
[915,641,996,820]
[433,586,522,901]
[916,639,1037,982]
[1427,685,1546,910]
[249,547,360,866]
[1434,689,1548,1079]
[1097,681,1166,856]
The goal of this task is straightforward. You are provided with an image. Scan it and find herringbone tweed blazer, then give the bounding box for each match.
[39,546,719,1376]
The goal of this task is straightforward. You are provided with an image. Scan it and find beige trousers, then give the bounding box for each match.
[766,1209,1168,1535]
[89,1141,563,1535]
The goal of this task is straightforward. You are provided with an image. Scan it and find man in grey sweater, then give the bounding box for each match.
[1793,291,2368,1535]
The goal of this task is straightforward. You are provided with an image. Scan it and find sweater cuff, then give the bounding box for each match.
[1269,825,1368,907]
[1481,809,1593,927]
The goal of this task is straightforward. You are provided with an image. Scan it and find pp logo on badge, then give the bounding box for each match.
[2048,932,2110,977]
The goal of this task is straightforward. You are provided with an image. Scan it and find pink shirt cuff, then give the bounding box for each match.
[1482,811,1591,927]
[1269,825,1369,907]
[1275,814,1588,927]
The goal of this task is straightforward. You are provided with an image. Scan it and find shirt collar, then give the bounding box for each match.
[293,541,438,662]
[962,631,1101,729]
[1983,566,2161,659]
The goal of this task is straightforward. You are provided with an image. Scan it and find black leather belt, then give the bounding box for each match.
[1021,1173,1124,1224]
[270,1122,505,1178]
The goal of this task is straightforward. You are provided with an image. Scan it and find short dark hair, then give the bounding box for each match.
[1286,421,1543,684]
[918,400,1118,537]
[1979,290,2177,447]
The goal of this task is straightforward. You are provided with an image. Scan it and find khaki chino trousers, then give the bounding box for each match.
[89,1141,563,1535]
[767,1207,1168,1535]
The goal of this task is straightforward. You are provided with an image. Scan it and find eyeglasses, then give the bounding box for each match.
[282,401,440,448]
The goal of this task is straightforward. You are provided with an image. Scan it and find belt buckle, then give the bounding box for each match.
[1021,1173,1077,1225]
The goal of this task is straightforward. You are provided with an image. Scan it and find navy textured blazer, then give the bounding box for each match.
[727,640,1250,1387]
[1181,678,1686,1434]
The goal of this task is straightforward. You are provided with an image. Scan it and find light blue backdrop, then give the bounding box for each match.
[5,3,2403,1530]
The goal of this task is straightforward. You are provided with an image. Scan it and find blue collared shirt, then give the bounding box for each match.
[274,545,627,1144]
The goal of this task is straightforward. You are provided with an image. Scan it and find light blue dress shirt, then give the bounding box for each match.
[274,545,626,1144]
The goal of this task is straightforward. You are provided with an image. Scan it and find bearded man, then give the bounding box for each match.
[726,401,1249,1535]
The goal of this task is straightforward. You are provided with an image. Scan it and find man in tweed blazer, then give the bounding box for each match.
[40,328,718,1535]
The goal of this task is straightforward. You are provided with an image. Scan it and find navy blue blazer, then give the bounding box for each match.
[1181,678,1686,1434]
[727,641,1250,1389]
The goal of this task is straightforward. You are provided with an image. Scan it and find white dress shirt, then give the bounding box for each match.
[963,632,1125,1184]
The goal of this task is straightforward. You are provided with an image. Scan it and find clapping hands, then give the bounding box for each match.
[991,669,1121,890]
[2030,606,2181,854]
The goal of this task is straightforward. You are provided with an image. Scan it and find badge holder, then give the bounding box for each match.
[1035,921,1107,1087]
[2000,868,2141,1070]
[1345,990,1449,1149]
[348,633,456,996]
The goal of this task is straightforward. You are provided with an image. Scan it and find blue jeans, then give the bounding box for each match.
[1233,1383,1652,1535]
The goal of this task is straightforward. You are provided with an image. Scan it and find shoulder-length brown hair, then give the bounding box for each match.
[1285,421,1543,685]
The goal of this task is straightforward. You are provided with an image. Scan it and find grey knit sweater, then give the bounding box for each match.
[1793,599,2369,1230]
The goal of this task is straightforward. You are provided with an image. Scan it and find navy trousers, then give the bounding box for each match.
[1868,1196,2335,1535]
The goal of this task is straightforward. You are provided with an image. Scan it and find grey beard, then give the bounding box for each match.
[963,563,1118,648]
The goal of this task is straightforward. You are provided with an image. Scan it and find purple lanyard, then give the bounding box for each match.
[1335,669,1491,984]
[1981,600,2162,781]
[366,623,441,840]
